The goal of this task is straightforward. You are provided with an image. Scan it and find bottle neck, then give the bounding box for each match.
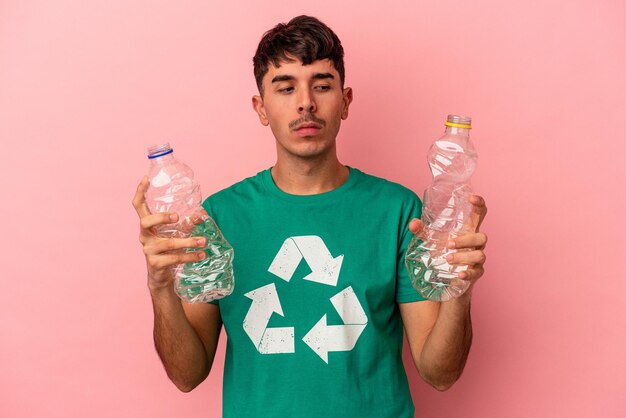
[149,153,175,166]
[445,126,471,137]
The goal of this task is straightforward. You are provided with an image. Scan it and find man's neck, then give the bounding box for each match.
[271,155,349,195]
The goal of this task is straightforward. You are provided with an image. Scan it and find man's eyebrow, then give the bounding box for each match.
[271,73,335,83]
[312,73,334,80]
[271,74,294,83]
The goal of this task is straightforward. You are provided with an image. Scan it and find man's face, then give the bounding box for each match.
[252,58,353,161]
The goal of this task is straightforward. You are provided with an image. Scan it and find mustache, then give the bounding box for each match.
[289,113,326,129]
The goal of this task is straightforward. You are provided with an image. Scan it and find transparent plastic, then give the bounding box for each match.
[405,115,477,301]
[145,143,234,303]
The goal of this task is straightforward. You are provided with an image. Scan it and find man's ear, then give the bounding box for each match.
[341,87,353,120]
[252,95,269,126]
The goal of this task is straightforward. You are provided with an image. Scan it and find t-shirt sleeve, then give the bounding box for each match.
[396,191,427,304]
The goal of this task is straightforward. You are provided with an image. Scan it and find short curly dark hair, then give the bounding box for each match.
[253,15,345,95]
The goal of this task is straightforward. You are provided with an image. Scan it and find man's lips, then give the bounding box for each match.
[293,122,323,136]
[294,122,323,130]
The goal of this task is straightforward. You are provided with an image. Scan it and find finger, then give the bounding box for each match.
[132,176,151,218]
[446,249,486,267]
[469,195,488,231]
[144,236,207,256]
[147,250,207,270]
[458,266,484,282]
[409,218,423,235]
[140,212,179,231]
[448,232,488,250]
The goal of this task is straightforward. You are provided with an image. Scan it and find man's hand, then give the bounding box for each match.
[132,176,207,292]
[409,195,488,288]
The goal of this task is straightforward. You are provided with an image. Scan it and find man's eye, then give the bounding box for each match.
[278,87,294,94]
[315,85,330,91]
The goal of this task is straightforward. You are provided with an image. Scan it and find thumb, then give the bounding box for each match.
[409,218,423,235]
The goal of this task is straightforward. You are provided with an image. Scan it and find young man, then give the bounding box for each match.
[133,15,488,417]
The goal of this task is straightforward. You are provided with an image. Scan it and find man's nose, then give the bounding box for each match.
[297,90,316,113]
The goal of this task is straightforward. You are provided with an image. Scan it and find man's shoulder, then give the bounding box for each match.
[204,169,268,207]
[352,167,420,203]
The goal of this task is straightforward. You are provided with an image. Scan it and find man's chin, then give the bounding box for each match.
[282,144,334,160]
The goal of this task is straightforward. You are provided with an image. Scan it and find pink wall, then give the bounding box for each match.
[1,0,624,417]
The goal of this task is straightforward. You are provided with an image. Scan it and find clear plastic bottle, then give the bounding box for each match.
[145,143,234,303]
[405,115,477,301]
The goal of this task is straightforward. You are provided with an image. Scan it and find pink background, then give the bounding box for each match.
[1,0,625,417]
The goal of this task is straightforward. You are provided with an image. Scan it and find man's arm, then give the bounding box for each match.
[400,293,473,391]
[401,195,487,391]
[133,177,222,392]
[151,286,222,392]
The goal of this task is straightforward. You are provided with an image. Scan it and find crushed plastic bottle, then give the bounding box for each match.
[405,115,478,301]
[145,143,234,303]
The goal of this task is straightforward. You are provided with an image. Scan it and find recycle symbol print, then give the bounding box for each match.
[242,236,369,363]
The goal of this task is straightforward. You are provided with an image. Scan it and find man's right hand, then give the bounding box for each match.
[132,176,207,292]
